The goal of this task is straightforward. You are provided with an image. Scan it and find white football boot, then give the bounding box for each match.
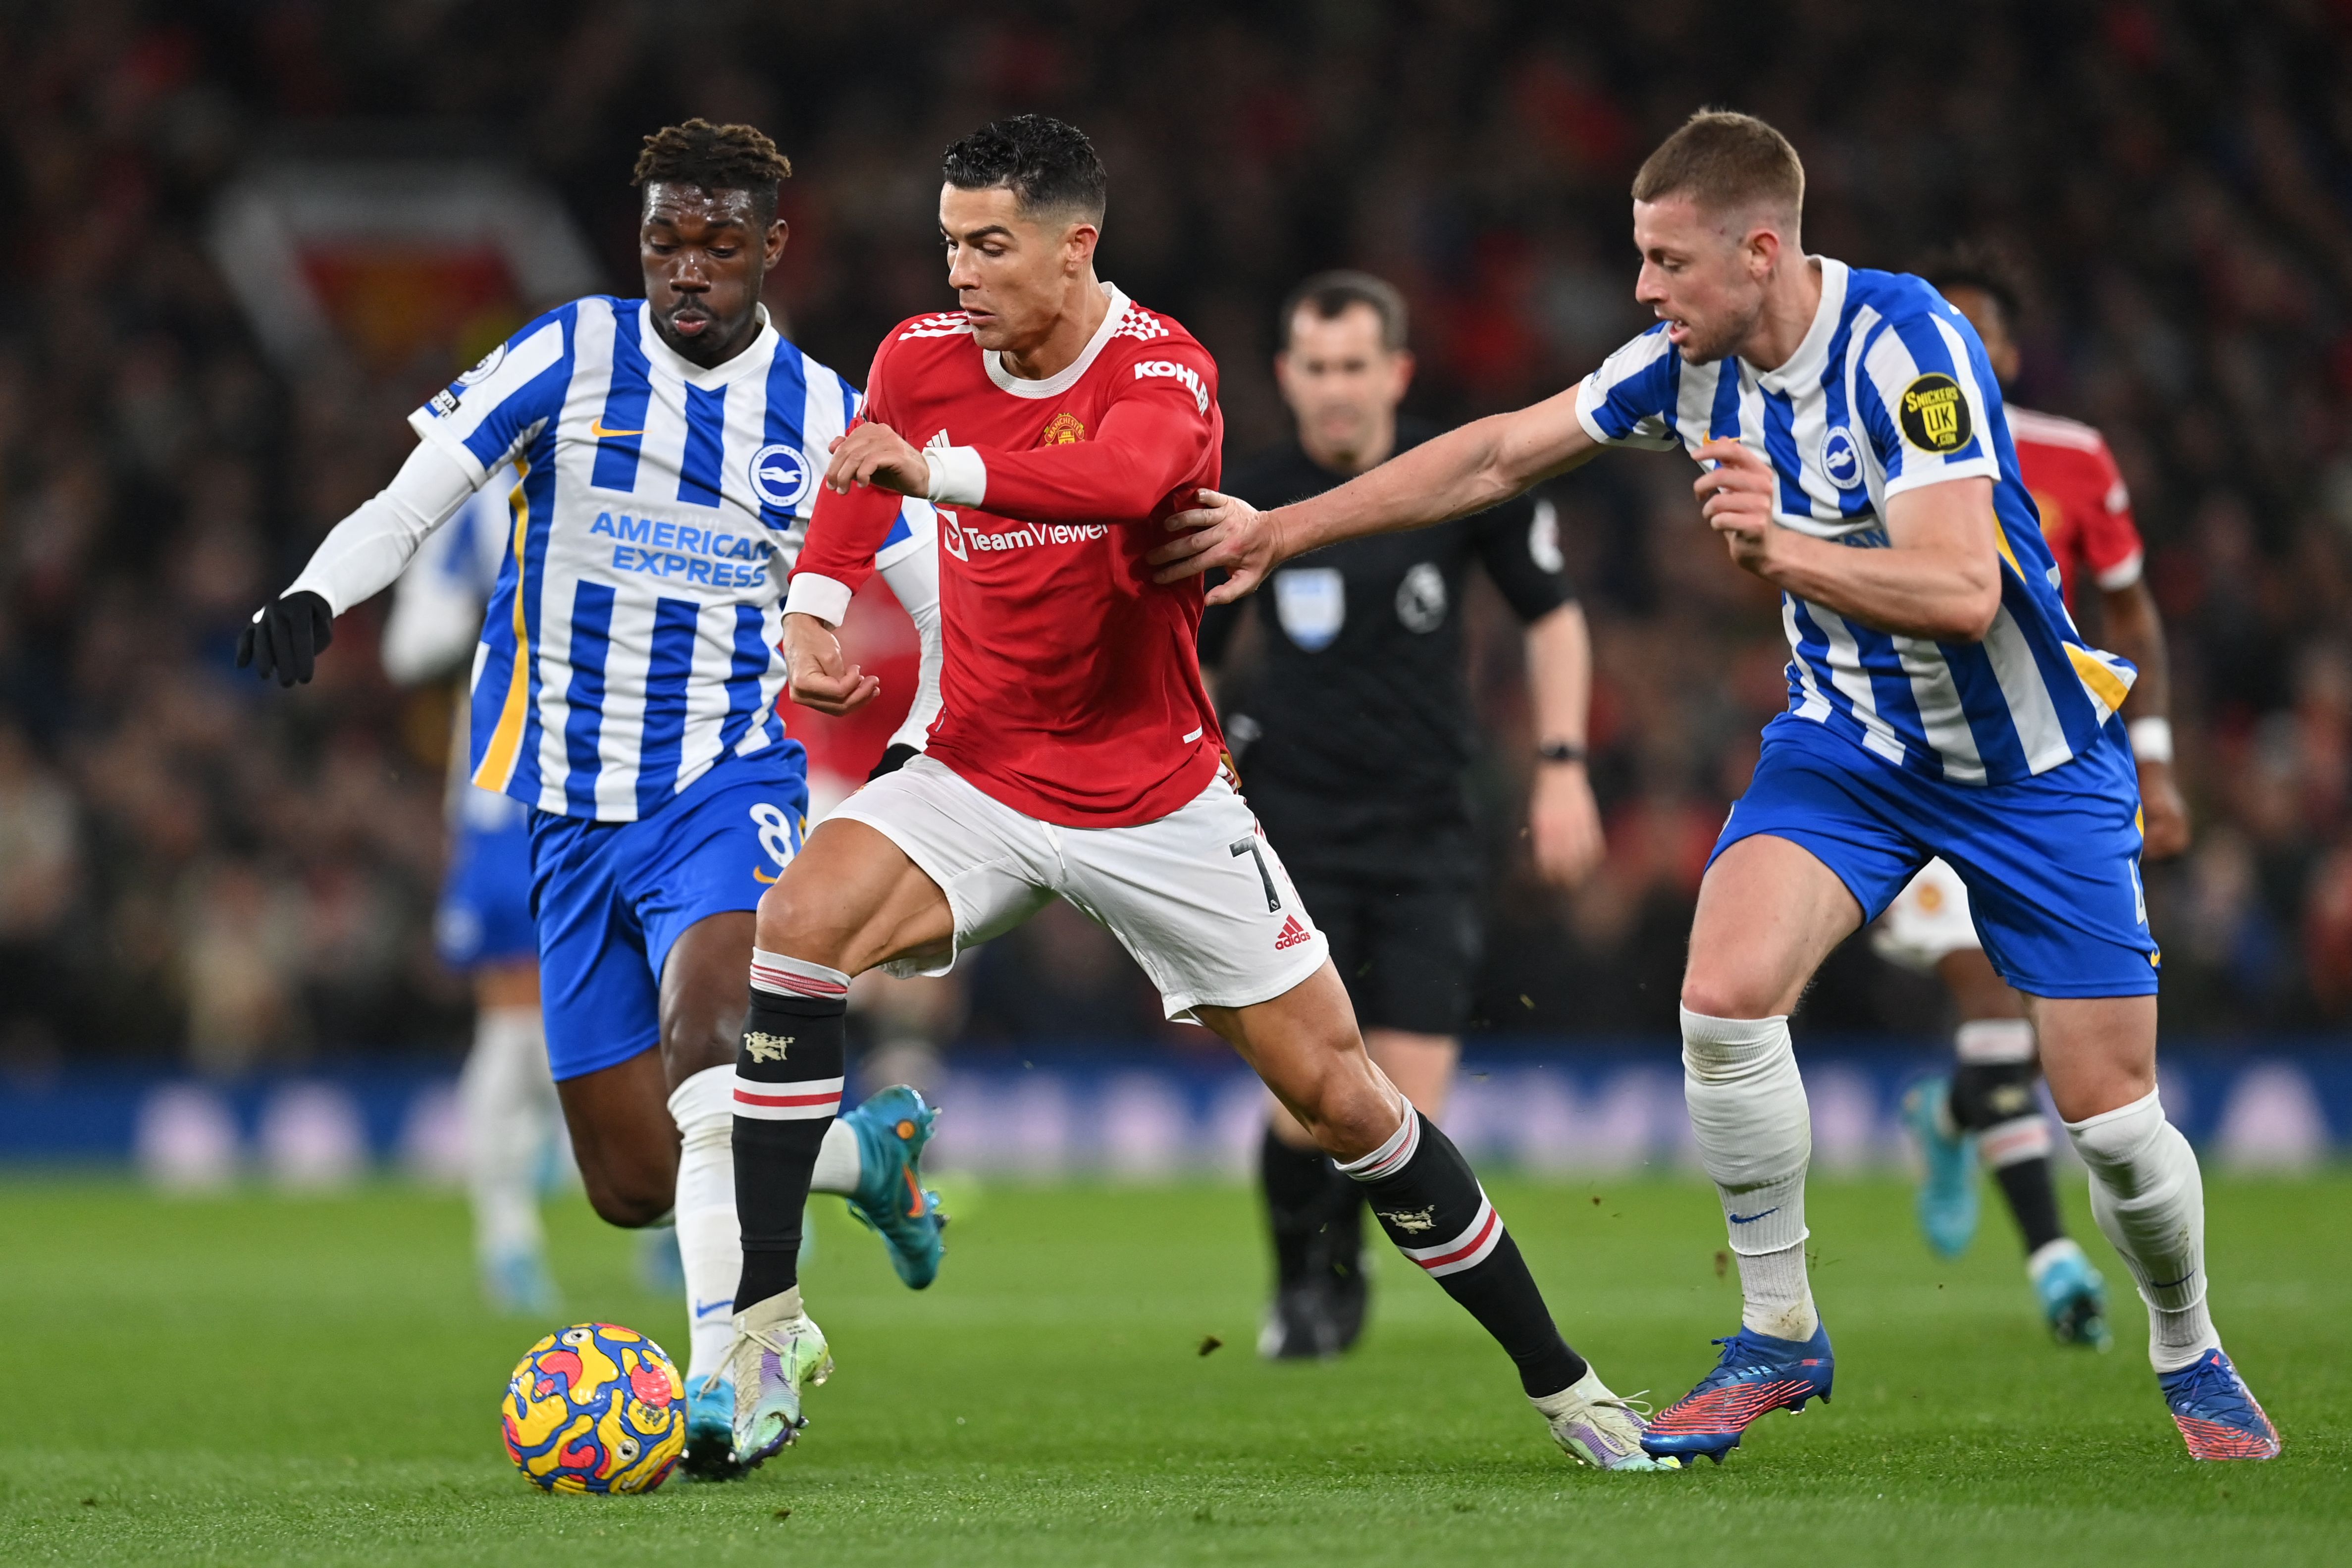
[724,1286,835,1469]
[1531,1368,1682,1471]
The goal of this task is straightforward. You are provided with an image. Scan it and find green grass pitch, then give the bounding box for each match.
[0,1170,2344,1566]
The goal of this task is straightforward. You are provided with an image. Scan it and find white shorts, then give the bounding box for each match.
[1870,856,1982,973]
[829,755,1330,1022]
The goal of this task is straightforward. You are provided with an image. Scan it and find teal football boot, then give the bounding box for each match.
[2031,1240,2112,1350]
[680,1374,747,1481]
[1901,1076,1979,1257]
[839,1086,947,1289]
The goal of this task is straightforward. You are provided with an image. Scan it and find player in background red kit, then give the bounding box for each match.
[709,115,1674,1476]
[1876,246,2193,1348]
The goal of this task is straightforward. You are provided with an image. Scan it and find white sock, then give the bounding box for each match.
[1681,1006,1817,1342]
[668,1065,741,1384]
[810,1119,863,1196]
[459,1005,555,1265]
[2028,1236,2087,1284]
[2067,1089,2217,1371]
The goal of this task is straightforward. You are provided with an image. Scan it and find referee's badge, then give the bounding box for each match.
[1395,562,1447,633]
[1274,567,1345,651]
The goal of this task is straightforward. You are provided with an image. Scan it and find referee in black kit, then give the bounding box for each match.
[1202,272,1606,1359]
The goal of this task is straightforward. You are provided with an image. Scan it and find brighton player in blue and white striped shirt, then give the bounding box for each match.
[239,121,955,1479]
[1157,110,2278,1463]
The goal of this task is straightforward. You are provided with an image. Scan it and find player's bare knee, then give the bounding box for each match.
[580,1161,672,1229]
[1293,1068,1401,1161]
[1679,964,1778,1022]
[752,877,851,968]
[658,991,741,1082]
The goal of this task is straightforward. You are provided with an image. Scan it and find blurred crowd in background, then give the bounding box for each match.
[4,0,2352,1073]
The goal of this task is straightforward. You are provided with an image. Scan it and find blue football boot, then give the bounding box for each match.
[1902,1076,1980,1257]
[480,1247,559,1317]
[679,1373,747,1481]
[2030,1241,2111,1350]
[2159,1348,2281,1461]
[1642,1323,1834,1464]
[839,1086,947,1289]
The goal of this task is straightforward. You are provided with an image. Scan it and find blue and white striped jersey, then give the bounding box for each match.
[410,297,927,821]
[1575,257,2135,786]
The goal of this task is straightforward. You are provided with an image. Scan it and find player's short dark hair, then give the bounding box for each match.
[1919,241,2027,331]
[1631,109,1805,227]
[941,115,1107,225]
[1278,271,1409,353]
[632,118,793,225]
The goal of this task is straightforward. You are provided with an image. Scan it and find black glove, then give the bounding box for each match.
[236,591,335,687]
[868,742,920,781]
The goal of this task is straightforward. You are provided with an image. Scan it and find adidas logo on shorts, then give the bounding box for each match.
[1274,915,1311,951]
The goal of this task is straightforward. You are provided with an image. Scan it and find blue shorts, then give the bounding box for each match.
[528,747,809,1082]
[435,799,537,970]
[1712,715,2158,998]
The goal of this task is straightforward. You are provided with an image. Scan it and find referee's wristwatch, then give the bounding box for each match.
[1537,740,1587,766]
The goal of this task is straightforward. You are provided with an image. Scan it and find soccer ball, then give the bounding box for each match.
[502,1322,686,1494]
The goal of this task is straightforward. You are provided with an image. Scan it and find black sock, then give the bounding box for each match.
[1260,1125,1339,1291]
[1340,1108,1586,1398]
[1951,1059,2067,1256]
[731,953,849,1312]
[1991,1155,2066,1254]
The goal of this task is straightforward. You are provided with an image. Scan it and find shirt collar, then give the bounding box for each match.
[984,282,1129,399]
[1754,256,1848,393]
[637,301,781,388]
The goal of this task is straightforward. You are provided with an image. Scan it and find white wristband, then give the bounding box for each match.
[783,571,853,627]
[2127,716,2174,765]
[922,446,988,506]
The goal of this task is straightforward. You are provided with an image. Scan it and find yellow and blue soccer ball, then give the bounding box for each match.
[501,1322,686,1494]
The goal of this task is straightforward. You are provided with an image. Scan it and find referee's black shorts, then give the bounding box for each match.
[1288,867,1482,1038]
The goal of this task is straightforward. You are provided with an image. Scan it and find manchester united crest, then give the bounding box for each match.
[1040,411,1087,445]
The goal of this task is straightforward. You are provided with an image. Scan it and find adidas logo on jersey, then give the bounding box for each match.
[1274,914,1312,951]
[898,313,974,340]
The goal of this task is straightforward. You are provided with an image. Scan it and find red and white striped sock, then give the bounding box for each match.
[731,949,848,1314]
[1339,1107,1587,1398]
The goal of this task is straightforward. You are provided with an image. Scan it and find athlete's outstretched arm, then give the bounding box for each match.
[240,440,483,684]
[1697,439,2002,641]
[1150,384,1603,604]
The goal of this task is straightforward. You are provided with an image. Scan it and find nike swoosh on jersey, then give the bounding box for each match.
[590,418,645,439]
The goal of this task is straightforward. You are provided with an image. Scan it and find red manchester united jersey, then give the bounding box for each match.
[792,284,1225,827]
[2008,404,2143,609]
